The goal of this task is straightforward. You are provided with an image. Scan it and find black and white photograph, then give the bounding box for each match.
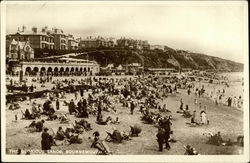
[1,1,249,162]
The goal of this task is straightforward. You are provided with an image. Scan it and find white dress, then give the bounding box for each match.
[201,112,207,124]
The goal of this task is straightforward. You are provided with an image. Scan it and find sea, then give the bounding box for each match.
[214,72,244,99]
[218,72,245,99]
[218,72,244,82]
[195,72,245,101]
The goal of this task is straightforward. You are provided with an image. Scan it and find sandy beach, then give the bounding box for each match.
[5,76,244,155]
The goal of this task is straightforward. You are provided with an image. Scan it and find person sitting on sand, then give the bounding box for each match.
[59,114,69,123]
[28,120,45,132]
[111,117,121,124]
[24,109,32,119]
[23,109,36,119]
[32,103,41,114]
[67,133,83,144]
[75,119,92,131]
[64,128,73,139]
[206,131,223,146]
[91,131,111,155]
[54,126,65,140]
[184,145,199,155]
[183,105,192,118]
[130,124,142,137]
[159,104,171,112]
[8,103,14,110]
[191,110,198,124]
[109,127,123,143]
[194,98,198,105]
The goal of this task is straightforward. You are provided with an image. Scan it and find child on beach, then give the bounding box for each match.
[194,98,198,105]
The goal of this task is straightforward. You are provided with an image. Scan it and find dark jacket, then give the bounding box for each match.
[41,132,51,150]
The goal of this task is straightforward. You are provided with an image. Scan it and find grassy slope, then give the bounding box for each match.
[72,47,243,72]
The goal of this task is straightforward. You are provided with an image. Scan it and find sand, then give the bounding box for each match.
[5,76,244,155]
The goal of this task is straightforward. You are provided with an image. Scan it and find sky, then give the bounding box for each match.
[4,1,248,63]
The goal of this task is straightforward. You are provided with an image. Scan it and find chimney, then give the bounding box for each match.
[32,27,37,33]
[22,25,26,32]
[17,27,20,32]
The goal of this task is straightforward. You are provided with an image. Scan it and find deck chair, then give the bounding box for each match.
[105,131,123,143]
[96,141,112,155]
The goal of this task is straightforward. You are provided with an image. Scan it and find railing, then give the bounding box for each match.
[21,62,98,67]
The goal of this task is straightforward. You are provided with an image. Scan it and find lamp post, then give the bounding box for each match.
[19,59,23,82]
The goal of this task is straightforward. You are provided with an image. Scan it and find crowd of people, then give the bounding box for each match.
[6,72,244,155]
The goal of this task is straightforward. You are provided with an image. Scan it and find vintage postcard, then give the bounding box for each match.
[1,1,249,162]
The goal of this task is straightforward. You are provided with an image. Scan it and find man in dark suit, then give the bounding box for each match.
[68,99,75,114]
[56,98,60,110]
[156,128,165,152]
[41,128,52,152]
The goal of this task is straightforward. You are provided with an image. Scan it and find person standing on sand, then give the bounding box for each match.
[56,98,60,110]
[75,91,78,100]
[200,110,208,125]
[156,128,165,152]
[180,98,183,110]
[130,101,135,115]
[41,128,52,152]
[227,97,232,107]
[68,99,75,114]
[187,88,191,95]
[80,88,84,97]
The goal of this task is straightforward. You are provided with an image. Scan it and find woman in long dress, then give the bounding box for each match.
[200,110,207,125]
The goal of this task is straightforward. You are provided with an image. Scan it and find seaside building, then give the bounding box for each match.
[116,38,150,50]
[145,68,176,75]
[51,28,68,50]
[150,45,165,50]
[8,26,55,50]
[6,38,34,60]
[79,36,115,49]
[7,26,81,51]
[9,57,100,76]
[67,34,79,50]
[123,63,144,74]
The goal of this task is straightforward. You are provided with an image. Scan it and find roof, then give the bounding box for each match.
[124,63,142,67]
[58,57,97,64]
[8,39,32,50]
[147,68,175,71]
[117,65,123,70]
[14,31,50,37]
[106,64,114,68]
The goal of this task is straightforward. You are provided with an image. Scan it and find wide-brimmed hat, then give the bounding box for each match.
[93,131,100,136]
